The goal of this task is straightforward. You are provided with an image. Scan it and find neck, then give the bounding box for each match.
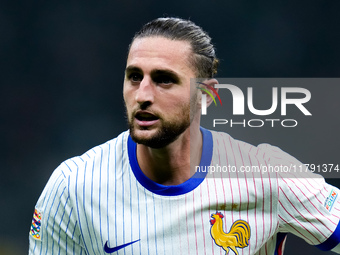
[136,124,202,186]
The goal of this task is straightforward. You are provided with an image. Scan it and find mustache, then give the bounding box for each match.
[128,106,162,120]
[134,110,159,120]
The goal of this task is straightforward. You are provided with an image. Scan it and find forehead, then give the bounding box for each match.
[127,37,194,74]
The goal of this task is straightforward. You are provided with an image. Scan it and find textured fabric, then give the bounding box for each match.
[29,128,340,254]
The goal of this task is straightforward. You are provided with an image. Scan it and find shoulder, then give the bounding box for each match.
[209,129,283,159]
[210,129,299,163]
[208,129,311,181]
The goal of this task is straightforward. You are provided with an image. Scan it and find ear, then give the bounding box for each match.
[198,78,219,108]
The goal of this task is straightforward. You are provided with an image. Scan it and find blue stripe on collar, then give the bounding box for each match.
[127,127,213,196]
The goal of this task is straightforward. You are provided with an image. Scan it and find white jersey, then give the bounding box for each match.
[29,128,340,254]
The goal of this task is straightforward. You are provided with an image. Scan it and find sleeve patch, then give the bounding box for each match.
[30,208,42,240]
[324,189,338,212]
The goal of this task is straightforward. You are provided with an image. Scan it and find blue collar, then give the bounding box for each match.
[127,127,213,196]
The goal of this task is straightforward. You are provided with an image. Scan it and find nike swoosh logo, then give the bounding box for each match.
[104,239,140,253]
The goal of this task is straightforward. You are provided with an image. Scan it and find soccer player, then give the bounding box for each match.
[29,17,340,254]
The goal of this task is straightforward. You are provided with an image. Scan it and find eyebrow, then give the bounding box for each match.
[125,66,181,82]
[125,66,142,75]
[151,69,178,77]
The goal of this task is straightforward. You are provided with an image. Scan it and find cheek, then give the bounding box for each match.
[164,95,189,111]
[123,86,133,105]
[170,87,190,103]
[123,93,133,116]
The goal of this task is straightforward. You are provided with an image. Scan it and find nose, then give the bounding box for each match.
[135,77,154,106]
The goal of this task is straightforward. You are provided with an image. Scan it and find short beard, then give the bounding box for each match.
[125,90,199,149]
[126,103,192,149]
[129,119,190,149]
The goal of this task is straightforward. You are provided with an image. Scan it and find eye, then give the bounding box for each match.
[128,73,143,83]
[154,75,175,85]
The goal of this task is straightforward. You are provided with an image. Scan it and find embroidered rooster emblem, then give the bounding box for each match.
[210,212,251,255]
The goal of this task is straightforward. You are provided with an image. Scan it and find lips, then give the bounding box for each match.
[134,111,159,127]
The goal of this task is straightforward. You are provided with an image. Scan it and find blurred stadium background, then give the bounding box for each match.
[1,1,340,254]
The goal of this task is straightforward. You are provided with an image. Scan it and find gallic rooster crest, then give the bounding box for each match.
[210,212,251,255]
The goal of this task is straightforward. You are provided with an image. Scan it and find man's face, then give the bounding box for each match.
[123,36,199,148]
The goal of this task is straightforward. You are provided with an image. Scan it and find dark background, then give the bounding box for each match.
[1,1,340,254]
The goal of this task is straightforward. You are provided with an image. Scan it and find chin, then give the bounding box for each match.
[129,127,179,149]
[132,128,158,141]
[128,117,190,149]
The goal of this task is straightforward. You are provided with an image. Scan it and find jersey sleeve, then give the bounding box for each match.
[267,148,340,251]
[257,143,340,252]
[29,164,85,254]
[278,177,340,250]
